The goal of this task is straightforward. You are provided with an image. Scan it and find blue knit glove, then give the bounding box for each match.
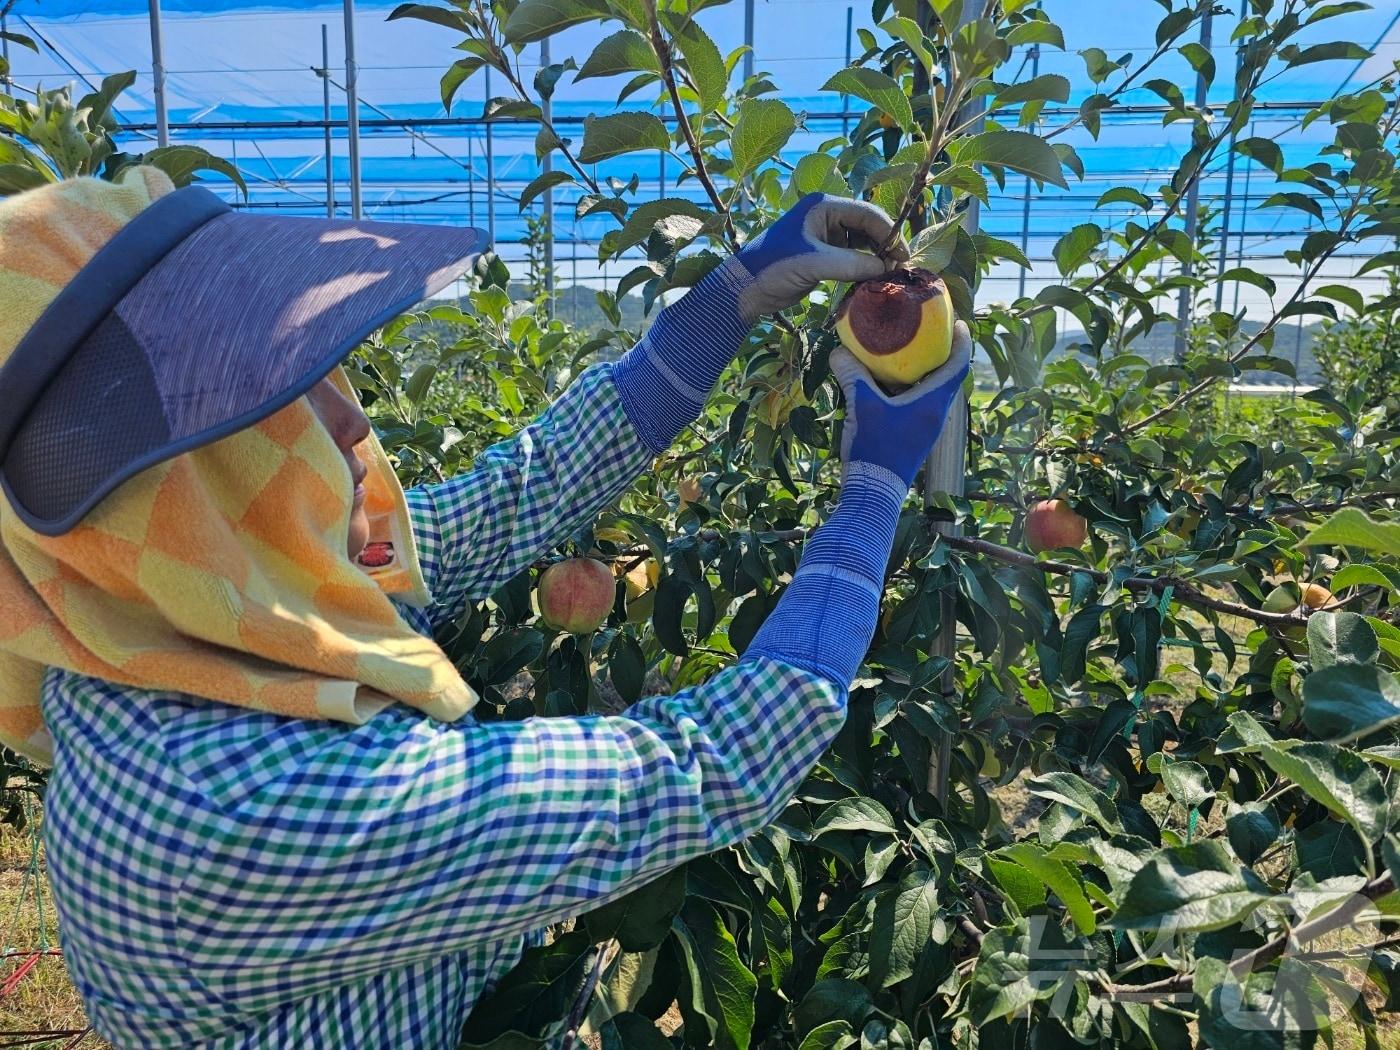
[613,194,908,452]
[742,322,971,684]
[832,321,973,486]
[733,193,910,324]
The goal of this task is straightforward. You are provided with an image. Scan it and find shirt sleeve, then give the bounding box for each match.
[172,656,845,1012]
[406,262,757,631]
[406,363,654,629]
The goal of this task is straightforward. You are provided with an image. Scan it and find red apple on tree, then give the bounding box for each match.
[537,558,616,634]
[1025,499,1089,553]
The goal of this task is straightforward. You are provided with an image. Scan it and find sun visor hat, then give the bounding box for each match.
[0,185,488,535]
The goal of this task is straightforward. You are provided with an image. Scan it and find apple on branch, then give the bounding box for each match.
[1025,499,1089,553]
[537,558,617,634]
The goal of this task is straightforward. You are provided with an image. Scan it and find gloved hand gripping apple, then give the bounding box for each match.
[612,192,908,453]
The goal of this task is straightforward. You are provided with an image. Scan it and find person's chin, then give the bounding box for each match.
[347,511,372,562]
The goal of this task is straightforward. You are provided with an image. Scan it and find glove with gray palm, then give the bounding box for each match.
[613,194,909,452]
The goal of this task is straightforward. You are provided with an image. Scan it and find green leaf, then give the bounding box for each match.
[442,57,488,113]
[1303,665,1400,742]
[878,16,933,72]
[461,931,594,1042]
[1236,136,1284,173]
[1052,222,1102,276]
[1226,802,1281,866]
[1218,266,1277,296]
[576,29,659,81]
[986,855,1047,912]
[674,21,727,113]
[968,919,1081,1024]
[868,867,940,987]
[730,99,796,179]
[1307,611,1380,670]
[992,73,1071,108]
[673,899,756,1050]
[813,797,899,837]
[908,219,961,272]
[1006,20,1065,50]
[387,3,469,32]
[1282,40,1371,67]
[616,197,715,254]
[996,842,1096,934]
[1297,509,1400,558]
[789,154,850,198]
[1314,283,1365,315]
[598,1011,672,1050]
[793,979,874,1040]
[1096,186,1152,211]
[578,112,670,164]
[796,1021,855,1050]
[1113,841,1272,933]
[952,129,1069,189]
[1260,741,1388,842]
[1161,759,1214,810]
[502,0,606,44]
[581,867,686,951]
[821,68,913,134]
[1025,772,1120,833]
[134,146,247,195]
[76,70,137,129]
[518,170,574,210]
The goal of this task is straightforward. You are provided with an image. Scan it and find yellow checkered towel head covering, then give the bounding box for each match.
[0,169,476,764]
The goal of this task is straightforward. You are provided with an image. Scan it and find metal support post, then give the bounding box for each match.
[485,66,497,243]
[743,0,755,84]
[342,0,363,219]
[320,25,335,217]
[1174,7,1213,361]
[541,38,555,312]
[149,0,170,147]
[922,0,987,806]
[2,12,13,89]
[1214,0,1248,312]
[1017,42,1040,300]
[842,8,854,140]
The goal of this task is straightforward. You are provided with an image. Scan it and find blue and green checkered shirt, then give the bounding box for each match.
[38,266,885,1049]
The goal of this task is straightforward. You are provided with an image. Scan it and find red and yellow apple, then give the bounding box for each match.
[834,266,956,391]
[538,558,616,633]
[1025,499,1089,553]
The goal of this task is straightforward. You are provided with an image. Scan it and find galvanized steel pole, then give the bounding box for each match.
[1214,0,1248,311]
[922,0,986,805]
[1017,43,1040,300]
[743,0,754,84]
[148,0,170,147]
[321,25,335,218]
[541,37,555,313]
[484,66,497,243]
[342,0,363,219]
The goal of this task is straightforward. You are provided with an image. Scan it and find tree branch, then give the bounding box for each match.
[1099,871,1396,999]
[644,0,739,250]
[942,534,1308,626]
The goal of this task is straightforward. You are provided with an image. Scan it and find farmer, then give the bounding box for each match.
[0,167,970,1048]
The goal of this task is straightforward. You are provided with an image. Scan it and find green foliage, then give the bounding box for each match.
[0,72,245,195]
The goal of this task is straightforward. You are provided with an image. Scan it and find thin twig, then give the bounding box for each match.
[644,0,738,249]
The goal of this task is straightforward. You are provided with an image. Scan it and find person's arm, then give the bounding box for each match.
[409,194,906,626]
[172,329,972,1014]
